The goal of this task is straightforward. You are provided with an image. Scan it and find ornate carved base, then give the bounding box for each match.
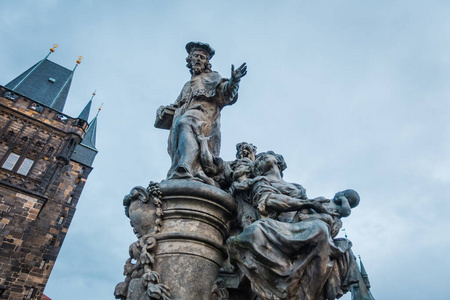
[115,180,236,300]
[154,180,236,300]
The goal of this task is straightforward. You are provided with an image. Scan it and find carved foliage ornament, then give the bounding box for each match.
[115,182,171,300]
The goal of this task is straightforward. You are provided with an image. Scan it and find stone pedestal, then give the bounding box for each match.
[155,180,236,300]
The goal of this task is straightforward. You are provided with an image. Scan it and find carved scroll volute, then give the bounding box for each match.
[124,185,159,238]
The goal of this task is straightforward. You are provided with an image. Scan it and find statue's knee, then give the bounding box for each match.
[174,116,194,131]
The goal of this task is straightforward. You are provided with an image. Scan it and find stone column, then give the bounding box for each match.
[155,180,236,300]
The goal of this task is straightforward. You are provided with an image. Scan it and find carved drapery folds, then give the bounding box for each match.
[117,42,372,300]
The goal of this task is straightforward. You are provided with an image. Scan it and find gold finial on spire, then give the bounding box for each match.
[89,90,97,101]
[98,102,103,112]
[76,56,83,65]
[12,43,58,91]
[50,44,58,53]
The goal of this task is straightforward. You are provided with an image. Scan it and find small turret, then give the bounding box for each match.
[359,255,371,290]
[71,106,100,167]
[350,255,376,300]
[78,92,94,121]
[74,91,95,129]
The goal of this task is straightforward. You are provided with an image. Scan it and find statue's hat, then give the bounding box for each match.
[186,42,215,59]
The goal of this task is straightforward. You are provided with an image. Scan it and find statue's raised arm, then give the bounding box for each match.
[155,42,247,186]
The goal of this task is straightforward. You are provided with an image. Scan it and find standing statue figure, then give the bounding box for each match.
[155,42,247,185]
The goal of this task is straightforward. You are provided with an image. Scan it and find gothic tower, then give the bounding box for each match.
[0,47,98,299]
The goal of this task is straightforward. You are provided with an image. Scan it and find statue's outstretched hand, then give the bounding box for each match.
[231,63,247,82]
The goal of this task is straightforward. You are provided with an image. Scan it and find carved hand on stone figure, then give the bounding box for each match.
[231,63,248,82]
[230,178,255,196]
[304,199,335,215]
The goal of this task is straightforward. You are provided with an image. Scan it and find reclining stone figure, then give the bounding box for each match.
[227,151,361,300]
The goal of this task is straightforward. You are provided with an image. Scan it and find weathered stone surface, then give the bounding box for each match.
[117,42,373,300]
[0,84,94,299]
[156,42,247,187]
[154,180,235,300]
[116,179,236,300]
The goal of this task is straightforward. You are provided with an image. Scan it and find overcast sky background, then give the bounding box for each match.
[1,1,449,299]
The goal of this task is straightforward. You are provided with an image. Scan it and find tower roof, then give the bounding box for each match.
[78,97,93,121]
[5,59,74,112]
[80,113,98,151]
[71,112,99,167]
[359,256,368,277]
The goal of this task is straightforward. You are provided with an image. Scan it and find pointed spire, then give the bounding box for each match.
[10,44,58,91]
[80,105,101,151]
[350,256,376,300]
[78,91,95,121]
[359,255,371,289]
[5,44,75,112]
[70,104,100,167]
[49,56,82,110]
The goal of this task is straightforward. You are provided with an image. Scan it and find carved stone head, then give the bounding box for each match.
[185,42,214,75]
[332,189,360,217]
[236,142,257,161]
[255,151,287,177]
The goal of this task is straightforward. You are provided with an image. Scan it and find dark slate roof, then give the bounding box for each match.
[78,99,92,121]
[81,114,97,150]
[71,114,98,167]
[71,143,98,167]
[5,59,73,112]
[360,257,368,277]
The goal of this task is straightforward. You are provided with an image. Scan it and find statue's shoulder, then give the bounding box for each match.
[182,80,191,90]
[209,70,223,80]
[204,71,223,85]
[252,176,278,192]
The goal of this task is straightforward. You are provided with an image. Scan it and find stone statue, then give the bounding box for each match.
[226,151,361,300]
[117,43,374,300]
[155,42,247,186]
[227,142,259,230]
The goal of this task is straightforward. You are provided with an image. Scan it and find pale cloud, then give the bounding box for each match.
[1,1,449,299]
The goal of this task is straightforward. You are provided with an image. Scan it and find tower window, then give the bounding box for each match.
[49,235,57,246]
[54,114,68,123]
[3,153,35,176]
[26,287,35,299]
[29,103,44,113]
[67,196,73,203]
[48,78,56,83]
[2,153,20,170]
[58,216,65,225]
[3,91,18,101]
[39,260,47,269]
[17,158,34,176]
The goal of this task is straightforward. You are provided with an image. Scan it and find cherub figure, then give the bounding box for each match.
[294,189,360,238]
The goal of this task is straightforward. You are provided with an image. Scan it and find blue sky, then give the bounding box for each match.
[1,1,450,299]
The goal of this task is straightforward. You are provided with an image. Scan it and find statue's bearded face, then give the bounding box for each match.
[238,146,256,161]
[236,143,257,161]
[187,50,210,75]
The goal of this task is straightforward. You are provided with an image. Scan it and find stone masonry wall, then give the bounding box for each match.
[0,88,93,299]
